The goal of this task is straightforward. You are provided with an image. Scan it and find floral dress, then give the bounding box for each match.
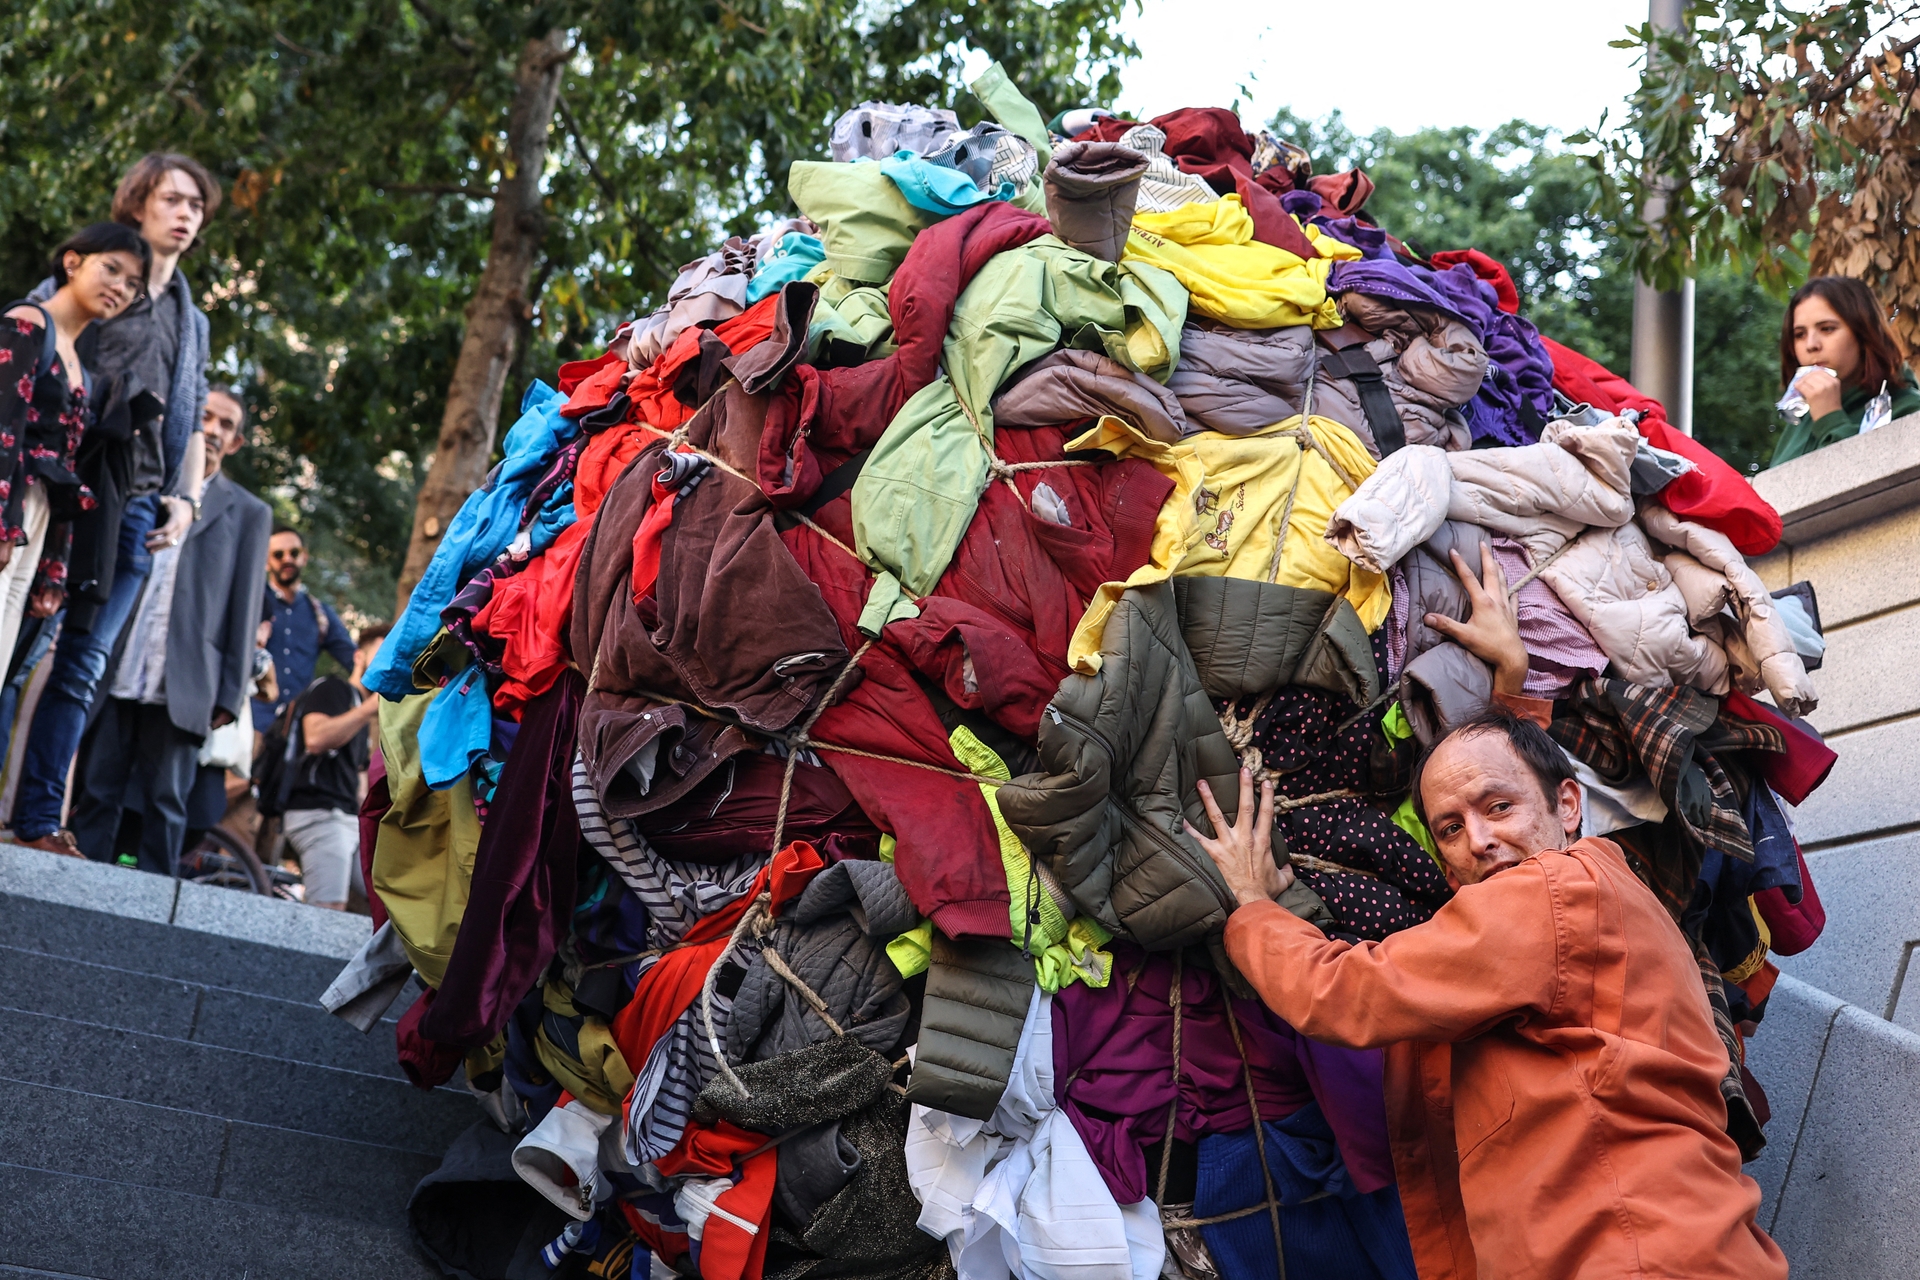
[0,313,96,600]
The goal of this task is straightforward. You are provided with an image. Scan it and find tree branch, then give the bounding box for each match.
[555,93,670,276]
[273,30,324,59]
[556,93,622,212]
[381,182,496,198]
[404,0,476,54]
[1810,29,1920,105]
[717,2,769,35]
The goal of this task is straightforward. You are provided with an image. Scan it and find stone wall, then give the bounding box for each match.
[1740,415,1920,1275]
[1749,413,1920,1021]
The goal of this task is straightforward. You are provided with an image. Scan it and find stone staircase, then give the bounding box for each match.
[0,844,470,1279]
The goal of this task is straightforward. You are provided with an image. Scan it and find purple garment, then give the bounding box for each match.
[1385,565,1410,682]
[1330,258,1472,328]
[441,558,523,678]
[419,668,586,1049]
[1280,190,1321,222]
[1487,537,1608,697]
[1409,263,1554,446]
[1050,946,1395,1205]
[1409,262,1494,340]
[522,435,587,528]
[1466,307,1557,446]
[1281,191,1394,260]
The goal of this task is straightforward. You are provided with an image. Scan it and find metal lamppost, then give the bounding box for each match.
[1629,0,1696,435]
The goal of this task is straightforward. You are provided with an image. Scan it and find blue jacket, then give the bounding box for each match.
[364,380,576,700]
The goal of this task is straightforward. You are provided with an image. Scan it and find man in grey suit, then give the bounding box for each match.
[70,387,271,874]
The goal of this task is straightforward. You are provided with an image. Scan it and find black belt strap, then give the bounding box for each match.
[1317,346,1408,456]
[772,448,872,531]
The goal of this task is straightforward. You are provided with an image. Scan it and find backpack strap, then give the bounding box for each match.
[306,589,330,645]
[2,301,59,383]
[1316,342,1408,457]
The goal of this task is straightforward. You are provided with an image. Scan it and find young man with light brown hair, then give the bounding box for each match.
[14,152,223,859]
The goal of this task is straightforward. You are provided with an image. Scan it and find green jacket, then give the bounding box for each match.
[1770,369,1920,467]
[850,237,1188,607]
[371,687,481,988]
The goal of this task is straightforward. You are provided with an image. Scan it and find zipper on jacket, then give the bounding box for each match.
[1046,702,1239,920]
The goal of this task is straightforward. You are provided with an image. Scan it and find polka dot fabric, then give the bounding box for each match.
[1220,634,1451,941]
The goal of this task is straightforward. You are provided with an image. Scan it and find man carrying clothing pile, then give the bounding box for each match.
[277,622,386,910]
[1189,546,1788,1280]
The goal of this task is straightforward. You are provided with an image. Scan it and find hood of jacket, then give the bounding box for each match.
[1172,575,1378,708]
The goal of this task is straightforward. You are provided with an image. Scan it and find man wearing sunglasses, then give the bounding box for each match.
[254,526,356,736]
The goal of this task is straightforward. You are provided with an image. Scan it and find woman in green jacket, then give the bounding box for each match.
[1771,275,1920,467]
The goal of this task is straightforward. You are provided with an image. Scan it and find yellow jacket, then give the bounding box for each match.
[1124,196,1361,330]
[1065,414,1392,673]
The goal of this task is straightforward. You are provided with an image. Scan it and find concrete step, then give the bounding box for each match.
[0,889,361,1005]
[0,1075,439,1231]
[0,843,466,1277]
[0,936,420,1081]
[0,1160,438,1280]
[0,1002,473,1157]
[0,845,375,970]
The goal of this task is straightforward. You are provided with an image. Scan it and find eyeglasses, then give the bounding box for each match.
[268,550,302,561]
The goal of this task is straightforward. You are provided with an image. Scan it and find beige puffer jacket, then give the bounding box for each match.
[1326,418,1639,574]
[1640,502,1818,716]
[1325,417,1814,704]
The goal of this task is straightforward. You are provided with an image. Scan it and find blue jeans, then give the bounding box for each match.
[0,614,60,766]
[11,497,158,842]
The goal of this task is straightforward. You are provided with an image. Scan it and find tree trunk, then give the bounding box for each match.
[394,27,568,612]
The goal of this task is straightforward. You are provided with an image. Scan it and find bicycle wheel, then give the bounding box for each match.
[193,826,274,895]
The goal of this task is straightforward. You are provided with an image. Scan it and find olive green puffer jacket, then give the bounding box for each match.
[997,576,1377,950]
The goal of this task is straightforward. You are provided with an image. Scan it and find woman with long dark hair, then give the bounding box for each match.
[1772,274,1920,466]
[0,222,149,666]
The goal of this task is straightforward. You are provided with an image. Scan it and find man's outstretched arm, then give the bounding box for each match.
[1193,770,1560,1049]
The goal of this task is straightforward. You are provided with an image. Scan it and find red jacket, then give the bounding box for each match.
[780,429,1169,938]
[1542,336,1782,555]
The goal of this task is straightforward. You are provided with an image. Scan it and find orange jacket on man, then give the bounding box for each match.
[1224,836,1788,1280]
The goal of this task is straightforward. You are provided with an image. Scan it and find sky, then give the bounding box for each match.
[1112,0,1654,141]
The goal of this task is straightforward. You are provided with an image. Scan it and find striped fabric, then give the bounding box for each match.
[571,755,766,949]
[572,754,768,1164]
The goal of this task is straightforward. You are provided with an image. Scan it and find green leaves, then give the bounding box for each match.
[1591,0,1920,300]
[1,0,1131,619]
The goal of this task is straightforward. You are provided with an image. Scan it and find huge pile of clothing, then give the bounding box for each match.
[322,69,1836,1280]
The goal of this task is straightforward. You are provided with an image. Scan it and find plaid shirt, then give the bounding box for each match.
[1550,677,1784,866]
[1698,950,1766,1160]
